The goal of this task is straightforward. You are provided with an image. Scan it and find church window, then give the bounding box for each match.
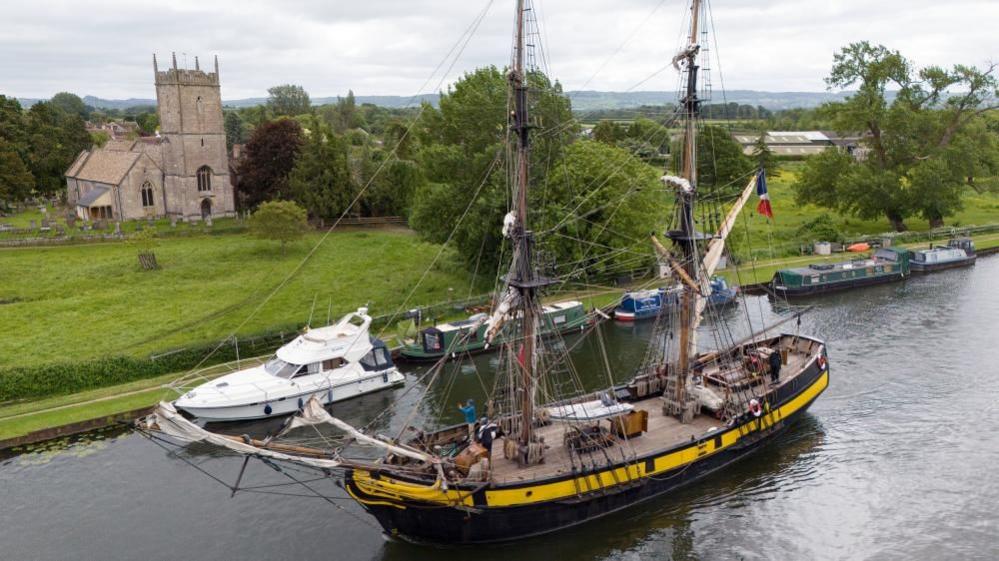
[197,166,212,191]
[141,182,155,207]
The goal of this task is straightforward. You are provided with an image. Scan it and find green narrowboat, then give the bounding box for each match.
[398,300,591,362]
[771,247,911,298]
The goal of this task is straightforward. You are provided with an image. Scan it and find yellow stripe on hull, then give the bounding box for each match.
[353,369,829,509]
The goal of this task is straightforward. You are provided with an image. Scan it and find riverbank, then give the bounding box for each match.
[2,232,997,450]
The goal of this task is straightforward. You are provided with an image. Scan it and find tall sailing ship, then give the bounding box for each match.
[140,0,829,544]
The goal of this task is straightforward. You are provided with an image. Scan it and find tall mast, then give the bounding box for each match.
[669,0,702,422]
[508,0,544,464]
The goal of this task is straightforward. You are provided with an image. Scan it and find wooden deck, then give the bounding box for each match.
[488,337,818,483]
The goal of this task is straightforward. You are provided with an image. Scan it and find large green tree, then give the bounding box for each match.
[288,117,356,220]
[49,92,89,119]
[236,118,304,209]
[24,101,90,197]
[0,140,34,207]
[267,84,312,117]
[794,42,999,230]
[410,66,577,271]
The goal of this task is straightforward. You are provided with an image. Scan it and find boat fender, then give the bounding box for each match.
[298,397,304,411]
[749,399,762,417]
[264,404,273,416]
[327,389,333,404]
[817,355,827,371]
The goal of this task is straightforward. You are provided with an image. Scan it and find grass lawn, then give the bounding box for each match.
[0,228,479,368]
[730,162,999,259]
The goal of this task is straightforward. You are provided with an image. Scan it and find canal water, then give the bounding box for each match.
[2,257,997,560]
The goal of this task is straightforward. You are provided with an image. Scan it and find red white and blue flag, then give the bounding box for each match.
[755,168,774,219]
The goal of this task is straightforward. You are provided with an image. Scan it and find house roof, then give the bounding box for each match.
[77,186,110,207]
[67,149,141,185]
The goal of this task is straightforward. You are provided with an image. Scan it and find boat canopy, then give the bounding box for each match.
[276,308,374,365]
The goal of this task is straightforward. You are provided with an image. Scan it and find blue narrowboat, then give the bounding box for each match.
[614,277,738,321]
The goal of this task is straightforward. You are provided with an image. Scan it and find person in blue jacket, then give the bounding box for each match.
[457,399,476,437]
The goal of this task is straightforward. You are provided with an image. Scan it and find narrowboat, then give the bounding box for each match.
[910,238,976,273]
[398,300,590,361]
[614,277,737,321]
[771,247,911,298]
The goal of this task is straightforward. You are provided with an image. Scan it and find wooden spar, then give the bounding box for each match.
[673,0,703,417]
[217,434,330,458]
[700,174,757,280]
[510,0,538,460]
[650,235,700,293]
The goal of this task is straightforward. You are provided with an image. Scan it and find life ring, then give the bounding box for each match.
[817,355,827,371]
[749,399,762,417]
[264,403,273,416]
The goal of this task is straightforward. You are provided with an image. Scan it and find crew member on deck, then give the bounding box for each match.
[476,418,503,455]
[457,399,477,437]
[769,349,782,383]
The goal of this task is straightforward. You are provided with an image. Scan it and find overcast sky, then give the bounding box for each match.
[2,0,996,100]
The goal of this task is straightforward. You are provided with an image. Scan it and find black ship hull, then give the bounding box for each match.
[346,357,829,544]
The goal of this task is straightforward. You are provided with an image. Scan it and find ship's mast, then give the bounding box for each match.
[670,0,702,422]
[508,0,545,464]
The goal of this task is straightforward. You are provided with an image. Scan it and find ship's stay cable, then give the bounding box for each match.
[167,0,497,389]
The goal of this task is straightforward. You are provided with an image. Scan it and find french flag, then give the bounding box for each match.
[756,168,774,219]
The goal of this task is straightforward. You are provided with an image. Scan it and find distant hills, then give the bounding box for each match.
[15,90,852,112]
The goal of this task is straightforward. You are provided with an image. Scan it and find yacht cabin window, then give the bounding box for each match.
[322,357,346,370]
[264,357,306,379]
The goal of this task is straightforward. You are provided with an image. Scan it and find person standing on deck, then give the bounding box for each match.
[769,349,782,383]
[476,418,503,456]
[457,399,477,437]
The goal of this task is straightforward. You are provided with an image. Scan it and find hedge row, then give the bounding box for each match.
[0,330,293,402]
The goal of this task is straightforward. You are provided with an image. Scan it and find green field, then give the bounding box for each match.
[0,228,478,369]
[728,163,999,259]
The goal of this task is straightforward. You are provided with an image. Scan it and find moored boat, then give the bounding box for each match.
[771,247,910,298]
[398,300,591,361]
[910,238,976,273]
[614,277,737,321]
[174,307,404,421]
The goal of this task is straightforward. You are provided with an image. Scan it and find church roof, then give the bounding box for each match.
[104,139,138,151]
[66,150,90,177]
[77,186,110,207]
[67,149,141,185]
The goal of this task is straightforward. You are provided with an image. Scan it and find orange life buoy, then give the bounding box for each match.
[749,398,762,417]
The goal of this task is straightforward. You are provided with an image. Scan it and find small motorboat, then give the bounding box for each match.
[175,307,404,422]
[614,277,738,321]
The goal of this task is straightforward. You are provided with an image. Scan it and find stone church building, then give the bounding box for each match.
[66,54,235,221]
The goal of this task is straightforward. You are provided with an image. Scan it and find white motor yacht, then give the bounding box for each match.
[175,307,404,421]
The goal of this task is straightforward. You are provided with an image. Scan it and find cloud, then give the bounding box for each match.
[1,0,995,100]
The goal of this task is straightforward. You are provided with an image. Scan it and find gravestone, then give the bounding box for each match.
[170,215,178,228]
[29,219,36,230]
[205,215,213,227]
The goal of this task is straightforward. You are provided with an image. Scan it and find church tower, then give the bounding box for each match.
[154,53,235,219]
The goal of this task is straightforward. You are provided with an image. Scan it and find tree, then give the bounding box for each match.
[267,84,311,117]
[224,110,244,150]
[288,117,356,220]
[592,120,625,144]
[671,125,754,192]
[794,42,999,230]
[236,119,305,209]
[410,66,577,271]
[0,140,33,207]
[50,92,89,119]
[538,140,666,278]
[249,200,310,253]
[751,130,780,179]
[24,101,90,197]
